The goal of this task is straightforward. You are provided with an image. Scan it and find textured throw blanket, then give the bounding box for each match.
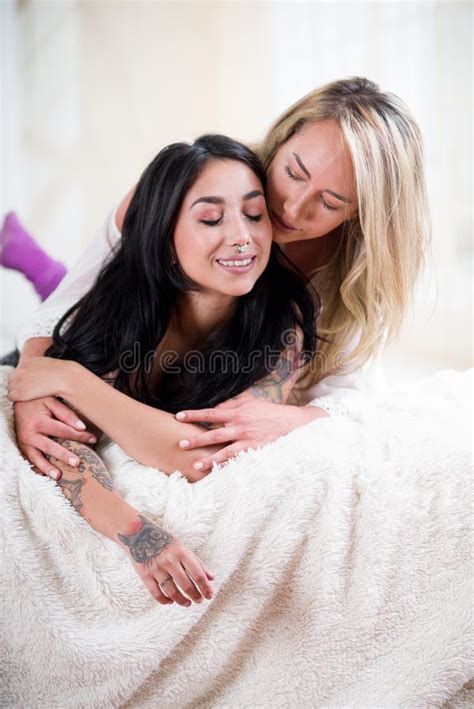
[1,366,473,708]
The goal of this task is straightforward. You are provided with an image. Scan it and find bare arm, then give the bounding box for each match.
[171,329,329,471]
[9,358,221,480]
[115,184,136,230]
[58,366,221,479]
[13,337,98,478]
[47,439,214,606]
[13,185,137,478]
[18,336,52,363]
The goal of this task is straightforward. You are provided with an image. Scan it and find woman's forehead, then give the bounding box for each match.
[284,121,356,195]
[186,160,264,203]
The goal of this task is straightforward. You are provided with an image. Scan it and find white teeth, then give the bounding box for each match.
[217,258,252,267]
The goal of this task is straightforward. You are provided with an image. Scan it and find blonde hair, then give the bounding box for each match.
[258,77,431,386]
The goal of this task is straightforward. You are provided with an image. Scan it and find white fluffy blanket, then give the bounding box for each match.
[1,366,473,708]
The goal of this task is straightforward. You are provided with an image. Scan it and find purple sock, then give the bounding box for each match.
[0,212,67,301]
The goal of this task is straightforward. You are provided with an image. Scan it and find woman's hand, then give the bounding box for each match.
[8,356,80,402]
[9,358,97,478]
[175,398,330,472]
[13,398,97,479]
[117,514,215,608]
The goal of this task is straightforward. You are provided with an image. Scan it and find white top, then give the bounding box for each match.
[17,206,377,419]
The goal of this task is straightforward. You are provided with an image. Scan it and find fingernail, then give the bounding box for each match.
[176,412,186,420]
[88,436,97,444]
[68,457,79,466]
[194,462,203,470]
[179,439,190,449]
[50,470,60,480]
[76,420,86,430]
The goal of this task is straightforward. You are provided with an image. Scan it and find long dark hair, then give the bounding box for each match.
[47,134,319,413]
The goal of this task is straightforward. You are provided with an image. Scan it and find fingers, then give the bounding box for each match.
[157,577,192,607]
[42,419,97,446]
[192,443,244,472]
[145,549,216,608]
[171,560,214,604]
[46,397,88,432]
[178,426,238,451]
[141,575,173,606]
[175,408,235,424]
[32,435,82,469]
[20,444,61,480]
[215,398,242,410]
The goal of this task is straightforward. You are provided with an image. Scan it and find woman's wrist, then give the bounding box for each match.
[58,361,91,400]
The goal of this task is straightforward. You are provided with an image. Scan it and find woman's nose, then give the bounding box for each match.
[284,189,313,223]
[226,216,252,245]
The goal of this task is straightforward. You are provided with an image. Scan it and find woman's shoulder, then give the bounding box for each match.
[114,185,136,233]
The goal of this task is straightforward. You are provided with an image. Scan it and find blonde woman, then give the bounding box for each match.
[12,76,430,478]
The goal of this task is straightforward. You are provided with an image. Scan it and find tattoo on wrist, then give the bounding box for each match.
[117,514,174,564]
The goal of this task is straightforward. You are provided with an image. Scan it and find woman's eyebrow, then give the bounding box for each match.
[292,152,352,203]
[191,196,224,207]
[191,190,264,208]
[324,189,352,204]
[292,152,311,178]
[242,189,264,201]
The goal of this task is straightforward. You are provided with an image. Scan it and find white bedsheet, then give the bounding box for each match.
[1,366,472,707]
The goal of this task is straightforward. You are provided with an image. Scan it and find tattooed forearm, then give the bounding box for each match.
[56,476,86,514]
[45,439,164,554]
[58,439,114,491]
[46,439,115,521]
[250,333,303,403]
[117,514,173,564]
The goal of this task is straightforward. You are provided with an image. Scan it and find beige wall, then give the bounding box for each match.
[1,0,472,373]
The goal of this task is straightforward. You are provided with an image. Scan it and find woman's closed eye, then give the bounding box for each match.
[200,213,263,226]
[200,217,222,226]
[284,165,304,182]
[320,197,338,212]
[284,165,339,212]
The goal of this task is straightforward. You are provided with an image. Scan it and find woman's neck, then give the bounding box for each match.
[283,225,343,276]
[173,291,237,345]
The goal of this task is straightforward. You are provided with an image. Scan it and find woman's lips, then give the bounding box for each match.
[215,255,256,275]
[270,210,298,233]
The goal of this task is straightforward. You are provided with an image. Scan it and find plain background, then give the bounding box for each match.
[1,0,472,378]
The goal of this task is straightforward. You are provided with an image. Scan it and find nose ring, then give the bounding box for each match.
[235,240,250,254]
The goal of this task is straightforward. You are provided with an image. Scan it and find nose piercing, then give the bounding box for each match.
[235,241,250,254]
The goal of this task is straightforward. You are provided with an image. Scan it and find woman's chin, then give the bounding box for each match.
[221,282,257,297]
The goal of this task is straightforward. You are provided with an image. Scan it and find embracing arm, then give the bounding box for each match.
[9,359,220,480]
[58,367,220,478]
[13,336,100,479]
[173,329,329,471]
[18,336,53,363]
[13,188,138,479]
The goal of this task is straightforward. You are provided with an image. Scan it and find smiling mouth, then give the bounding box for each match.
[270,210,298,232]
[215,256,256,273]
